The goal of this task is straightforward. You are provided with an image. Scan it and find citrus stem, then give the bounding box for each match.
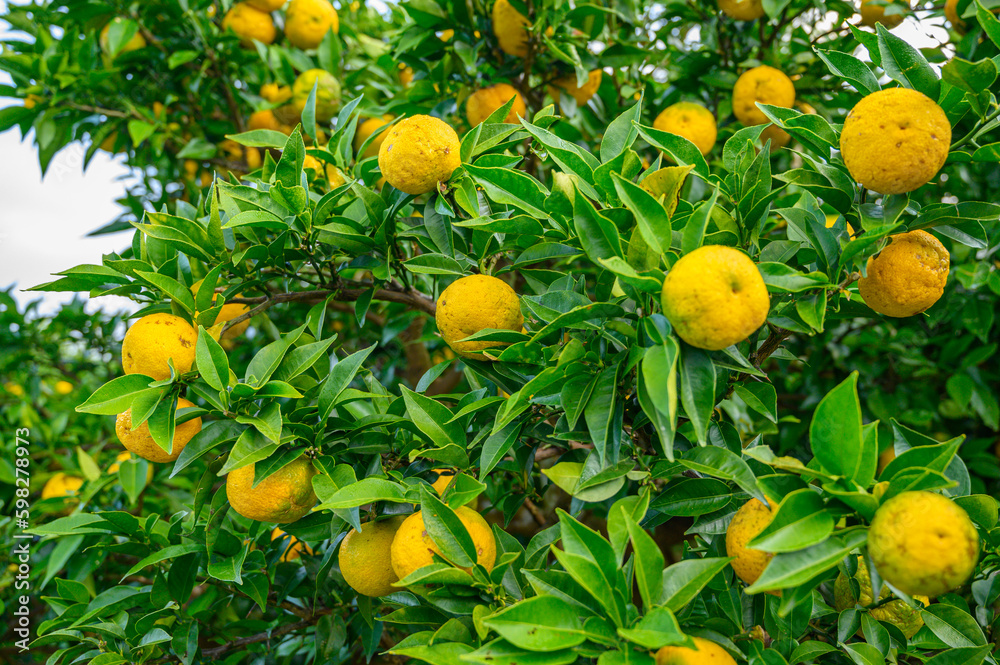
[951,106,1000,151]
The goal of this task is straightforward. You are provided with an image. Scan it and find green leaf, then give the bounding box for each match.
[679,345,715,445]
[661,557,733,613]
[749,489,835,553]
[624,514,664,608]
[922,604,988,647]
[747,530,867,593]
[134,270,197,314]
[616,607,689,649]
[813,48,880,95]
[680,446,766,505]
[419,486,476,568]
[573,187,624,263]
[318,343,376,420]
[601,99,642,162]
[483,596,589,652]
[876,24,940,100]
[810,372,873,485]
[401,386,466,448]
[734,382,777,423]
[466,163,550,219]
[316,477,407,509]
[757,262,833,292]
[681,187,719,255]
[195,326,230,392]
[76,375,159,415]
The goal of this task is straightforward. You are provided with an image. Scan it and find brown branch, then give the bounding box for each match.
[523,499,547,526]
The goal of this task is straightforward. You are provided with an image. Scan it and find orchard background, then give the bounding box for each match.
[2,0,1000,664]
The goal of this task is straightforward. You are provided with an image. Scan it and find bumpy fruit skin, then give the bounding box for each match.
[339,516,407,596]
[858,230,949,317]
[718,0,765,20]
[732,66,795,126]
[41,473,84,500]
[285,0,339,49]
[548,70,603,107]
[466,83,526,126]
[833,556,928,638]
[221,3,277,46]
[354,116,393,159]
[122,313,197,380]
[116,397,203,463]
[100,17,147,55]
[291,69,341,122]
[378,115,461,195]
[868,491,979,598]
[653,102,718,156]
[436,275,524,359]
[492,0,530,57]
[656,637,737,665]
[272,527,312,562]
[840,88,951,195]
[860,0,910,28]
[390,507,497,581]
[226,457,318,523]
[661,245,769,351]
[726,499,777,590]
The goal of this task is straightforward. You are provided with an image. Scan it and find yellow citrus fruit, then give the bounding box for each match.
[285,0,339,49]
[833,556,928,638]
[398,65,414,86]
[877,446,896,474]
[431,471,455,495]
[732,65,795,127]
[857,230,949,318]
[439,29,455,41]
[54,380,73,395]
[248,109,283,132]
[390,507,497,581]
[4,382,24,397]
[291,68,341,122]
[221,3,277,46]
[116,397,203,463]
[226,456,318,523]
[656,637,737,665]
[121,313,197,381]
[466,83,526,126]
[869,491,979,597]
[354,115,393,159]
[261,82,293,104]
[378,115,461,195]
[272,527,312,561]
[719,0,765,20]
[339,516,407,596]
[435,274,524,359]
[303,155,344,186]
[108,451,155,483]
[548,70,603,107]
[840,88,951,195]
[860,0,910,28]
[759,124,791,152]
[23,94,42,109]
[247,0,286,10]
[100,17,147,55]
[725,499,778,591]
[192,279,252,341]
[652,102,718,156]
[661,245,769,351]
[41,473,84,500]
[492,0,530,57]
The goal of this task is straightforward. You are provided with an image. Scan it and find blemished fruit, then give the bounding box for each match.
[718,0,765,21]
[390,507,497,581]
[857,230,950,318]
[354,115,393,159]
[226,456,318,523]
[661,245,769,351]
[191,279,252,342]
[247,0,286,10]
[860,0,911,28]
[868,491,979,598]
[115,397,203,463]
[54,380,73,395]
[833,556,928,638]
[291,69,341,122]
[100,17,147,55]
[221,2,277,46]
[435,274,524,359]
[726,499,777,591]
[653,102,718,156]
[548,70,603,107]
[285,0,339,50]
[339,516,407,596]
[732,65,795,127]
[272,527,312,561]
[492,0,530,57]
[840,88,951,195]
[431,471,455,495]
[378,115,461,195]
[121,313,197,381]
[109,451,155,482]
[41,473,84,500]
[466,83,526,126]
[655,637,738,665]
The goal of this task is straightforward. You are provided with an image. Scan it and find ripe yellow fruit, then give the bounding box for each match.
[398,65,414,87]
[877,446,896,474]
[436,275,524,359]
[191,279,252,342]
[291,68,341,122]
[733,66,795,127]
[378,115,461,195]
[54,380,73,395]
[466,83,526,126]
[41,473,84,500]
[221,3,277,46]
[656,637,737,665]
[431,471,455,495]
[759,124,791,152]
[833,556,928,638]
[548,70,603,107]
[272,527,312,561]
[285,0,339,50]
[261,82,293,104]
[116,397,203,463]
[860,0,910,28]
[718,0,765,21]
[108,451,155,483]
[247,0,286,10]
[226,456,318,523]
[868,491,979,597]
[858,230,950,318]
[653,102,718,156]
[303,155,344,186]
[840,88,951,195]
[439,29,455,41]
[354,115,393,159]
[661,245,769,351]
[248,109,283,132]
[725,499,777,590]
[339,516,407,596]
[492,0,530,57]
[100,17,147,55]
[121,313,197,381]
[390,507,497,581]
